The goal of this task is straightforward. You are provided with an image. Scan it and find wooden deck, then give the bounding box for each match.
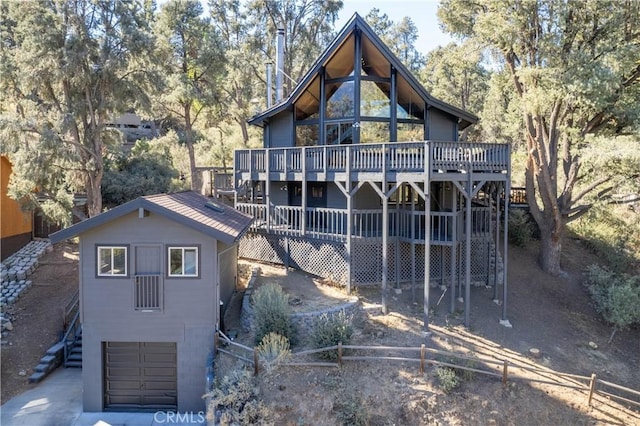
[236,203,492,245]
[235,141,510,183]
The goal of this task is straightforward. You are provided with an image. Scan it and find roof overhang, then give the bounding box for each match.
[247,13,478,130]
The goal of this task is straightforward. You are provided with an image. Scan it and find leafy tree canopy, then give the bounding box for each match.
[0,0,157,220]
[154,0,226,191]
[102,140,178,207]
[365,8,425,72]
[439,0,640,274]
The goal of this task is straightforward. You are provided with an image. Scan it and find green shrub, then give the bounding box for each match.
[205,369,273,425]
[334,395,368,426]
[435,366,460,393]
[311,310,354,360]
[586,264,640,341]
[252,283,295,345]
[257,332,291,372]
[571,206,638,273]
[508,209,534,246]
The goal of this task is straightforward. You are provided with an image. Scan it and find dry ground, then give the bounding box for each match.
[2,238,639,425]
[222,237,640,425]
[0,242,79,404]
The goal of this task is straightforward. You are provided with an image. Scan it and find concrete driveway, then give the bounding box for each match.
[1,368,206,426]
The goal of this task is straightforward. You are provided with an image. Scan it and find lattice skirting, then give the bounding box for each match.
[239,232,496,287]
[351,239,492,286]
[239,232,348,284]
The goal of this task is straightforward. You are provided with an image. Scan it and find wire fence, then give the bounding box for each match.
[215,331,640,411]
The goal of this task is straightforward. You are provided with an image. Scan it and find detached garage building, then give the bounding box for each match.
[51,191,252,412]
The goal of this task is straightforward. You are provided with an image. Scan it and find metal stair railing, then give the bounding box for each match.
[62,306,81,367]
[60,292,82,367]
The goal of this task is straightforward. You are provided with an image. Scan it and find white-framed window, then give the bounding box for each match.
[97,246,128,276]
[168,247,198,277]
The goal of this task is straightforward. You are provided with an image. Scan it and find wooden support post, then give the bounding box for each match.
[502,360,508,386]
[420,344,426,375]
[502,180,510,322]
[346,147,352,294]
[424,145,431,331]
[253,347,259,376]
[301,147,307,236]
[588,373,597,406]
[494,184,500,300]
[214,332,219,353]
[411,187,416,303]
[451,185,458,313]
[465,174,472,328]
[265,151,271,232]
[338,341,343,367]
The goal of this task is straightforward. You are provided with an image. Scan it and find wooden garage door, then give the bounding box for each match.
[104,342,177,410]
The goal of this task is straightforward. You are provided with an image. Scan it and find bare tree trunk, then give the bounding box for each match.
[237,119,250,147]
[184,105,201,192]
[538,226,563,276]
[85,169,103,218]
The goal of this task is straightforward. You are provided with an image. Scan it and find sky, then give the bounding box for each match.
[336,0,455,55]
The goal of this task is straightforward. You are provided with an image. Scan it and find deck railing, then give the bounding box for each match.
[237,204,491,243]
[236,203,267,231]
[236,141,509,176]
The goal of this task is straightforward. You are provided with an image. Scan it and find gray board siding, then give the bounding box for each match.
[267,181,347,209]
[268,112,293,148]
[79,211,219,412]
[429,109,457,141]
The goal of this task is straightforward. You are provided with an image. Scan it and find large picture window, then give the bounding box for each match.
[98,246,127,276]
[168,247,198,277]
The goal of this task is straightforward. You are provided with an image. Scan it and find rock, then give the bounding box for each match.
[18,369,27,376]
[4,321,13,331]
[588,341,598,350]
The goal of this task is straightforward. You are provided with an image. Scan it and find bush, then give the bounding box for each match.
[586,264,640,341]
[256,332,291,372]
[205,369,273,425]
[572,207,638,273]
[311,310,354,360]
[334,394,368,426]
[252,283,295,345]
[435,366,460,393]
[508,209,534,246]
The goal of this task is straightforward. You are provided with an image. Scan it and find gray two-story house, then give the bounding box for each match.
[232,14,511,328]
[50,191,252,412]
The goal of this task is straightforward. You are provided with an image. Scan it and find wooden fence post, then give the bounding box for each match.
[420,344,426,375]
[214,332,219,353]
[588,373,597,406]
[502,360,508,386]
[253,347,259,376]
[338,342,343,367]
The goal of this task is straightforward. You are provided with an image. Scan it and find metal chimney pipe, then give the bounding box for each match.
[276,28,285,102]
[266,62,273,108]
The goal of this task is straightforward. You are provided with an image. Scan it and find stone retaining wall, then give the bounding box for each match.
[0,240,52,310]
[240,267,360,339]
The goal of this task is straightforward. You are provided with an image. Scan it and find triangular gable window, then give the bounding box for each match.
[293,27,425,147]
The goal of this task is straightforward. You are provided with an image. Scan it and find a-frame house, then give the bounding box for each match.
[232,13,510,328]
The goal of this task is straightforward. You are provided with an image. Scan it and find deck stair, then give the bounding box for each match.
[65,330,82,368]
[61,290,82,368]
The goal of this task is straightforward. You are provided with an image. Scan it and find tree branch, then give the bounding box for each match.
[572,175,613,205]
